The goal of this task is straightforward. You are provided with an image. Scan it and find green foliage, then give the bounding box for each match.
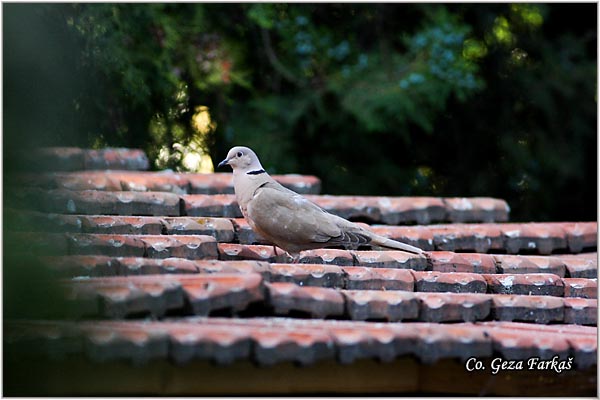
[4,3,596,221]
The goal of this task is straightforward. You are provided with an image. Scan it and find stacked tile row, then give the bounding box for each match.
[9,188,510,224]
[8,210,596,255]
[5,318,596,368]
[21,147,151,171]
[16,170,322,195]
[47,265,595,325]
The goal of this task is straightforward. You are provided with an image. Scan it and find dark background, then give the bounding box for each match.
[4,3,597,222]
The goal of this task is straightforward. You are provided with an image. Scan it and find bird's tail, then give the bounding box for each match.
[370,234,424,254]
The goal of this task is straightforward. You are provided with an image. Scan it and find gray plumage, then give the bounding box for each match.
[218,146,423,256]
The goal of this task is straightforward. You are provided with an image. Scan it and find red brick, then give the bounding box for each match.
[83,148,149,170]
[342,290,419,322]
[484,273,564,297]
[218,243,288,263]
[370,225,435,251]
[352,250,427,270]
[563,298,597,326]
[561,257,598,278]
[183,194,242,218]
[490,295,564,324]
[266,282,345,318]
[562,278,597,298]
[268,263,345,288]
[413,293,491,322]
[80,215,164,234]
[298,248,355,266]
[342,267,414,291]
[412,271,487,294]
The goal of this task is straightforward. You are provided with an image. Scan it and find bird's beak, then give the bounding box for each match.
[217,158,230,168]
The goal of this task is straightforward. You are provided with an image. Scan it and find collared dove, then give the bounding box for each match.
[218,146,423,258]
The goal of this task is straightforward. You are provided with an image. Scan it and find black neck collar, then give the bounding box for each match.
[246,169,266,175]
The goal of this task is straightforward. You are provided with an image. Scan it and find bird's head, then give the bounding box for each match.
[218,146,264,173]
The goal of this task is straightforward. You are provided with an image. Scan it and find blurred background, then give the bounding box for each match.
[4,3,597,222]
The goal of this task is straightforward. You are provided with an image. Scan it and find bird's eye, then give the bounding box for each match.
[236,151,243,157]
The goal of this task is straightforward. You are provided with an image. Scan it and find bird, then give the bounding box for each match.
[218,146,424,260]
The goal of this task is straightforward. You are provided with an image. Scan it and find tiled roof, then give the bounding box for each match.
[4,147,597,396]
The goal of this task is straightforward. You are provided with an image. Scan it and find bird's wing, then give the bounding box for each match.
[247,183,370,248]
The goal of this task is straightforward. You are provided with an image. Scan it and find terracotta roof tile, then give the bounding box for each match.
[140,235,218,259]
[563,298,597,326]
[443,197,510,223]
[266,282,345,318]
[371,222,594,253]
[65,233,217,259]
[562,278,597,299]
[428,251,497,274]
[78,216,164,235]
[66,273,265,318]
[427,224,503,253]
[28,147,150,171]
[412,271,487,293]
[560,257,598,278]
[268,263,344,288]
[217,243,288,263]
[161,217,235,241]
[21,189,183,216]
[490,295,564,324]
[483,273,564,296]
[342,267,414,291]
[25,170,321,195]
[414,323,493,363]
[413,292,492,322]
[342,290,420,321]
[184,194,242,218]
[298,249,355,266]
[499,223,568,254]
[559,222,598,253]
[352,250,428,270]
[5,318,596,370]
